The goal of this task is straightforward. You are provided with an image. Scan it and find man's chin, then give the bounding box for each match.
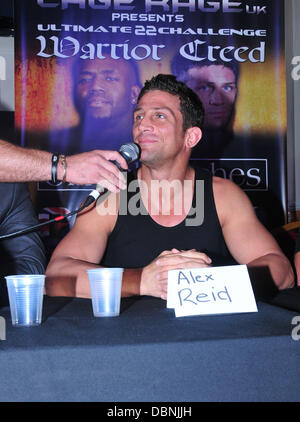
[89,111,113,120]
[83,113,112,123]
[139,150,161,167]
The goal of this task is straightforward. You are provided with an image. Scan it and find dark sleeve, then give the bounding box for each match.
[296,230,300,254]
[0,183,46,306]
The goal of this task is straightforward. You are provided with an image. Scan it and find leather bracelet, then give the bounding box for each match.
[51,153,59,184]
[60,155,67,183]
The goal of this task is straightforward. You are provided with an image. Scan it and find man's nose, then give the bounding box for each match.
[137,115,153,131]
[90,75,105,93]
[209,89,224,105]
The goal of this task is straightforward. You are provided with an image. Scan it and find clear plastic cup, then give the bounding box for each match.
[87,268,123,317]
[5,275,45,327]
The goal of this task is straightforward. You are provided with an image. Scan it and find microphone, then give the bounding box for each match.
[110,142,140,170]
[0,143,140,241]
[82,142,140,208]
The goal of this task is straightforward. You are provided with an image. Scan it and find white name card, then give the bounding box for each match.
[167,265,258,317]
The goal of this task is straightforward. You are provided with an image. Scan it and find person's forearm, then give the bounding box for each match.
[0,140,54,182]
[247,252,294,290]
[46,256,143,298]
[46,256,98,298]
[0,139,129,187]
[121,268,143,297]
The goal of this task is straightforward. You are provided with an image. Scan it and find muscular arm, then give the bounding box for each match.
[46,198,114,298]
[0,139,128,190]
[0,140,52,182]
[214,177,294,290]
[45,193,142,298]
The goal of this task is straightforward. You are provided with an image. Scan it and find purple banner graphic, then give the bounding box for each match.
[14,0,287,257]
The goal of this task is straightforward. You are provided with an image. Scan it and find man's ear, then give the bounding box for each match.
[185,126,202,149]
[130,85,141,105]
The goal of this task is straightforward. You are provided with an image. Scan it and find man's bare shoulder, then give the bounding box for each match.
[75,191,120,235]
[212,175,244,198]
[95,191,120,216]
[212,176,254,225]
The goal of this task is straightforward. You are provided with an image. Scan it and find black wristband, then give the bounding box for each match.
[51,153,59,184]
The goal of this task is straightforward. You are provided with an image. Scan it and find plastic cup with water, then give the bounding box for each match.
[87,268,123,317]
[5,274,45,327]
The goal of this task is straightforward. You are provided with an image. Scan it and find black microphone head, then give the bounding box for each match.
[119,143,140,164]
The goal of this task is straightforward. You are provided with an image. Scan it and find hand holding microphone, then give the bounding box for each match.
[83,142,140,207]
[61,146,136,189]
[0,143,140,240]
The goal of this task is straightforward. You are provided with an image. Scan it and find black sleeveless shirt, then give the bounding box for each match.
[100,165,235,268]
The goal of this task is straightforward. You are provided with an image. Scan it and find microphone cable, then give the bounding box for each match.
[0,200,92,241]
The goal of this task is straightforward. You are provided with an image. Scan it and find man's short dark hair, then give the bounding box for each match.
[137,73,205,131]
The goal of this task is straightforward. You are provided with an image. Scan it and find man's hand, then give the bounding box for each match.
[140,249,212,300]
[62,150,129,191]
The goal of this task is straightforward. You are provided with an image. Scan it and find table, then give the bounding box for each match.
[0,289,300,402]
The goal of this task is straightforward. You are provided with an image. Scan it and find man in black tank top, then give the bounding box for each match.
[46,74,294,299]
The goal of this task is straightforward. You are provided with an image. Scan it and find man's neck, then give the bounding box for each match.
[137,164,195,227]
[138,161,193,184]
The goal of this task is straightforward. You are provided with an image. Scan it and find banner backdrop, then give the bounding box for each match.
[14,0,287,258]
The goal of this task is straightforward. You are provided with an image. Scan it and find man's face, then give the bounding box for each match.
[133,90,186,165]
[185,65,237,130]
[75,57,136,121]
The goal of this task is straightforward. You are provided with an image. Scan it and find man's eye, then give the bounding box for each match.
[134,114,143,120]
[197,85,211,92]
[156,113,165,119]
[78,78,91,85]
[106,76,119,82]
[223,85,234,92]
